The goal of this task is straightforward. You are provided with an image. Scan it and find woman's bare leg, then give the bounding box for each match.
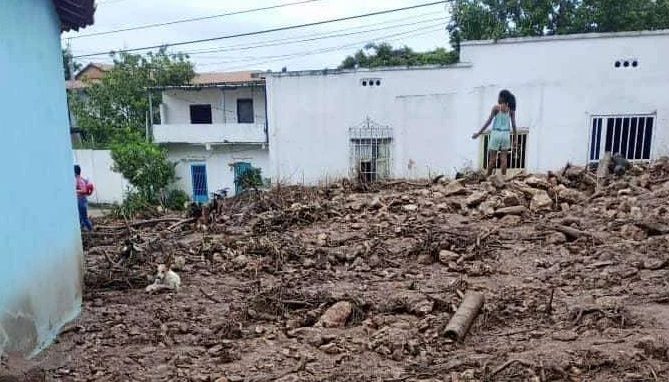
[487,150,497,176]
[500,150,509,176]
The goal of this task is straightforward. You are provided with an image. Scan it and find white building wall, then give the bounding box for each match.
[73,150,130,204]
[167,144,269,197]
[267,31,669,184]
[161,86,267,125]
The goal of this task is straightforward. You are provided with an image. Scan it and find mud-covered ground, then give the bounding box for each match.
[4,162,669,382]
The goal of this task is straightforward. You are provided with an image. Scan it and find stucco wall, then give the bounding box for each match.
[0,0,83,356]
[168,144,269,197]
[266,31,669,184]
[73,150,130,204]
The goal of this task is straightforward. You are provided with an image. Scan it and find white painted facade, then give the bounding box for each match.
[168,144,269,197]
[154,84,269,198]
[265,30,669,184]
[73,149,129,204]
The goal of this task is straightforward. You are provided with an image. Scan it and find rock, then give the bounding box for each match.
[417,254,433,265]
[316,233,328,246]
[525,176,550,189]
[465,191,488,207]
[317,301,353,328]
[491,174,506,189]
[530,190,553,211]
[546,232,567,245]
[287,327,324,347]
[643,258,667,270]
[402,204,419,212]
[630,206,643,220]
[443,181,466,196]
[214,378,229,382]
[499,214,522,226]
[369,254,381,268]
[478,199,500,217]
[232,254,249,268]
[172,256,186,271]
[302,258,316,268]
[620,267,639,279]
[319,343,341,354]
[501,191,522,207]
[494,205,528,216]
[551,330,579,342]
[276,375,300,382]
[370,197,383,209]
[407,297,434,316]
[555,184,585,204]
[621,224,647,241]
[438,250,460,264]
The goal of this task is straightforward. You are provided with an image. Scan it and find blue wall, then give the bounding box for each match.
[0,0,83,356]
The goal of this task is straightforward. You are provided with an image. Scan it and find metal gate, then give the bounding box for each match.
[233,162,252,195]
[190,164,208,203]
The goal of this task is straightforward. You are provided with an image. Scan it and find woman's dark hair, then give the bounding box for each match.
[74,165,81,176]
[499,89,516,111]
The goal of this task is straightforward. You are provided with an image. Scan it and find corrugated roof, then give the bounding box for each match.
[53,0,96,32]
[74,62,113,80]
[190,71,264,85]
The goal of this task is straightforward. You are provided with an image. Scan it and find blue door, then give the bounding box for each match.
[191,164,208,203]
[233,162,252,195]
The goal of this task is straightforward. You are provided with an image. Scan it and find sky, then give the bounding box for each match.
[63,0,452,73]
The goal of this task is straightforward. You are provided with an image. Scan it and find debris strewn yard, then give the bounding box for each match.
[6,160,669,381]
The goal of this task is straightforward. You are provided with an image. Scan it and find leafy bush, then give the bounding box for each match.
[111,141,176,203]
[235,167,263,193]
[163,189,190,211]
[112,191,157,219]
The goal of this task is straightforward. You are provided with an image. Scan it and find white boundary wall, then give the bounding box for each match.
[73,150,129,204]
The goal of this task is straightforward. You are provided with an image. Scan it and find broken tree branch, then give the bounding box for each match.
[444,291,484,341]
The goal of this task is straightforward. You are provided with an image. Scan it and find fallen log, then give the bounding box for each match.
[167,218,196,231]
[444,291,484,341]
[634,221,669,236]
[494,205,528,217]
[96,217,184,230]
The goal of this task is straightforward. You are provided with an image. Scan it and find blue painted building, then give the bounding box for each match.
[0,0,95,356]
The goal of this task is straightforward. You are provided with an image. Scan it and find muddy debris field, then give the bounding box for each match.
[7,159,669,382]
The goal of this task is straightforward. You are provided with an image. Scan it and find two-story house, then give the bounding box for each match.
[151,71,269,201]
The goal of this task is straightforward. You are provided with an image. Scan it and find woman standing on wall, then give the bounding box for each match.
[471,90,518,177]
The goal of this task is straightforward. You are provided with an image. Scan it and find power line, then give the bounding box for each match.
[196,23,445,69]
[75,10,443,58]
[182,10,444,56]
[67,0,323,39]
[184,17,445,57]
[219,27,445,71]
[195,23,445,66]
[72,1,447,58]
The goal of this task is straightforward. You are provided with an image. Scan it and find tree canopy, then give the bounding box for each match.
[448,0,669,46]
[70,48,195,146]
[339,43,458,69]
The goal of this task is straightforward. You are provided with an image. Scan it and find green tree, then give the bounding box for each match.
[339,43,458,69]
[63,48,82,79]
[110,140,176,203]
[447,0,669,47]
[71,48,194,146]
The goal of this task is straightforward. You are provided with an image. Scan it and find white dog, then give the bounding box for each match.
[145,264,181,293]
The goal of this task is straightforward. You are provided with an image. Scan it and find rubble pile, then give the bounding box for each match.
[11,159,669,381]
